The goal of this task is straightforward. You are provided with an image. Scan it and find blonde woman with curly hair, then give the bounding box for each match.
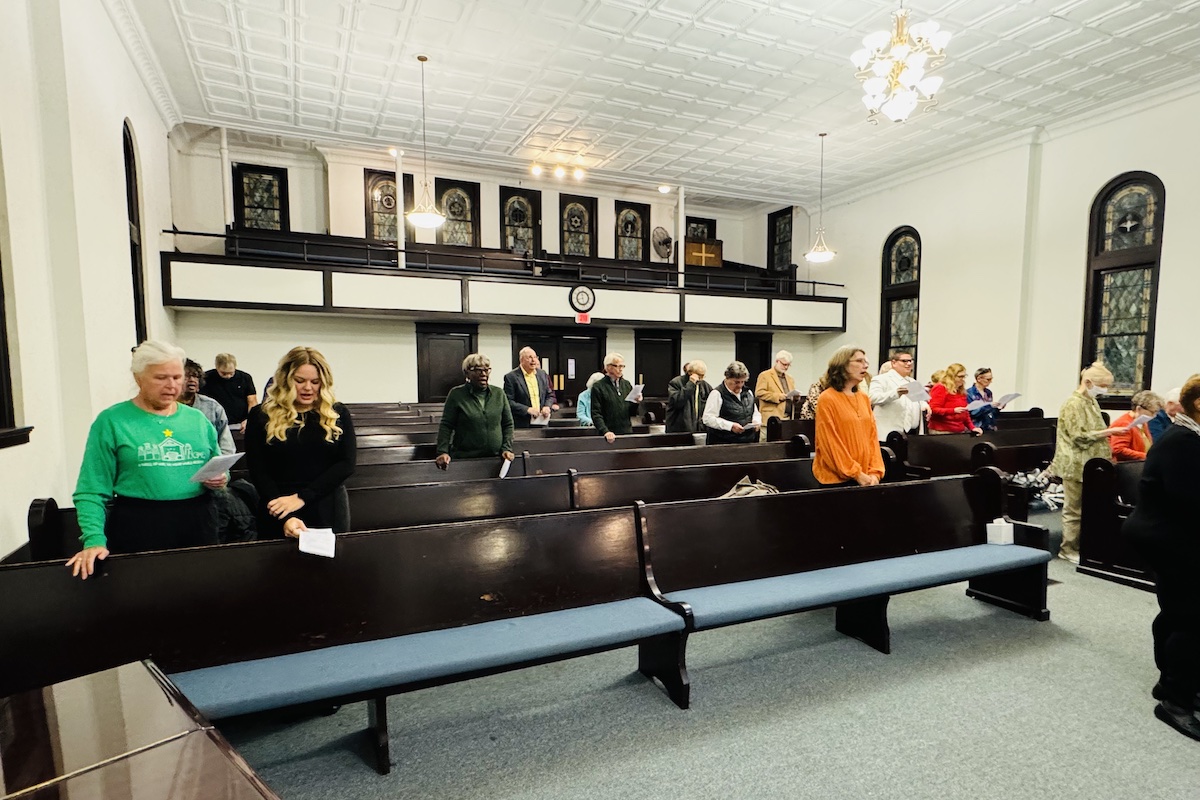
[928,362,982,435]
[244,347,356,539]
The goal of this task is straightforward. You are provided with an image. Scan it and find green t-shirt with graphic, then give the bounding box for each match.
[73,400,220,548]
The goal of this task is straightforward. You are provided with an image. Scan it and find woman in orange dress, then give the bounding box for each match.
[813,346,885,486]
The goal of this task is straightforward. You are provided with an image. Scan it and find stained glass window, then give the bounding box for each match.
[233,164,288,231]
[687,217,716,240]
[879,226,921,369]
[888,234,920,286]
[365,170,398,241]
[439,187,473,247]
[1083,173,1164,401]
[563,202,591,257]
[1091,268,1152,393]
[504,196,534,253]
[769,208,792,271]
[1102,183,1157,253]
[615,202,649,262]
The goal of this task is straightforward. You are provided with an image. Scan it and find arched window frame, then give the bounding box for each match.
[1081,171,1165,407]
[878,226,921,374]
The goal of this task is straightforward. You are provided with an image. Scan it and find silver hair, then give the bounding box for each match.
[603,352,624,368]
[1165,387,1181,404]
[774,350,793,364]
[724,360,750,380]
[461,353,492,372]
[518,346,536,359]
[215,352,237,369]
[687,360,708,376]
[131,340,186,376]
[585,371,605,389]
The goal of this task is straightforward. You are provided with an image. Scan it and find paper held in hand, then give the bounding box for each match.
[1127,413,1154,429]
[189,452,244,483]
[499,459,512,479]
[529,413,550,427]
[995,392,1021,407]
[966,399,990,412]
[625,384,645,402]
[902,380,930,403]
[298,528,336,558]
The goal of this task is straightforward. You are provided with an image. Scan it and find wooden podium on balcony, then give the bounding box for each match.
[684,237,723,268]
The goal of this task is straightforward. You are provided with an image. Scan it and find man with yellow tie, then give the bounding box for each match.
[503,346,559,428]
[666,360,712,433]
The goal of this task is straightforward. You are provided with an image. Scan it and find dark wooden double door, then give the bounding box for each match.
[512,328,604,408]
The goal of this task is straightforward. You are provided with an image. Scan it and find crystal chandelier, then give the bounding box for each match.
[851,4,951,124]
[804,133,835,264]
[406,55,446,229]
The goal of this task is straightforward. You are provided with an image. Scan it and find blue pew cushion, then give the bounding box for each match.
[665,544,1050,630]
[170,597,684,719]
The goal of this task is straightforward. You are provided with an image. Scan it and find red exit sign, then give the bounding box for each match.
[575,313,590,324]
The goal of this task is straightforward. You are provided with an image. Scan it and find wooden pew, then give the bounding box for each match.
[765,417,815,444]
[1079,458,1153,590]
[355,431,698,463]
[635,469,1051,665]
[352,424,649,440]
[0,510,690,773]
[523,436,811,476]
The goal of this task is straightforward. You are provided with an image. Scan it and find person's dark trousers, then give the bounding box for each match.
[1149,557,1200,708]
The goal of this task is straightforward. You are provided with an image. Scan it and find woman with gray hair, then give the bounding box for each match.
[1109,390,1162,461]
[66,341,226,580]
[576,372,605,427]
[701,360,761,445]
[435,353,515,470]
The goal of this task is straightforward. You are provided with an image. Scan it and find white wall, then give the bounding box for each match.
[0,0,174,556]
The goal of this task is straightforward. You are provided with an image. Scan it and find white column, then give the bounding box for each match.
[394,149,406,268]
[676,185,686,288]
[219,128,233,230]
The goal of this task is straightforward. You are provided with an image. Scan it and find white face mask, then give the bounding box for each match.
[1086,385,1106,398]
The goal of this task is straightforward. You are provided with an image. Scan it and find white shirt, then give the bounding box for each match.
[702,386,763,431]
[868,368,925,439]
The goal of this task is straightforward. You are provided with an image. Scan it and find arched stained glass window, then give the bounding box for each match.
[505,196,534,253]
[440,187,473,247]
[365,169,398,242]
[879,226,921,372]
[1083,172,1165,401]
[560,194,597,258]
[615,201,649,262]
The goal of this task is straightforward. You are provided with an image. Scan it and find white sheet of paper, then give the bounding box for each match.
[995,392,1022,407]
[189,452,244,483]
[529,414,550,427]
[298,528,335,558]
[743,422,761,430]
[499,459,512,478]
[626,384,644,402]
[903,380,930,403]
[1127,413,1153,428]
[965,399,990,412]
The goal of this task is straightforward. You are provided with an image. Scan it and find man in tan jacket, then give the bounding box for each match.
[754,350,798,425]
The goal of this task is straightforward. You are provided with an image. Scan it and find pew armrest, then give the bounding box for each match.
[1008,518,1050,552]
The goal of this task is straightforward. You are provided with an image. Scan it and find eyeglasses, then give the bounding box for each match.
[467,366,492,373]
[609,364,625,369]
[894,358,913,364]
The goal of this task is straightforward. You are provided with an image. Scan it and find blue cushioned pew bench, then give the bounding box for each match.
[635,468,1051,673]
[0,509,692,775]
[166,508,693,775]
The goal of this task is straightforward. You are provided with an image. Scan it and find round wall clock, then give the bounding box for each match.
[569,285,595,313]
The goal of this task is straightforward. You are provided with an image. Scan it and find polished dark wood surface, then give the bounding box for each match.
[0,508,651,696]
[886,429,1055,477]
[639,472,1006,593]
[524,436,811,476]
[765,417,815,444]
[0,661,279,800]
[1079,458,1154,590]
[348,473,573,529]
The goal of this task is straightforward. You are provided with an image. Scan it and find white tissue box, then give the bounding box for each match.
[986,518,1014,545]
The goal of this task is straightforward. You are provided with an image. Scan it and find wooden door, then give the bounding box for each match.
[735,332,772,384]
[416,324,477,403]
[634,330,680,399]
[513,328,604,408]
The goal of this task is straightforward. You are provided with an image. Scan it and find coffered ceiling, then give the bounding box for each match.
[122,0,1200,212]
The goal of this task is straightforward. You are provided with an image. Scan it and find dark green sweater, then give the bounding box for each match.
[589,377,637,436]
[437,384,514,458]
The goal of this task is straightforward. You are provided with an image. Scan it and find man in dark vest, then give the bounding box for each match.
[590,352,642,443]
[702,360,761,445]
[666,360,712,433]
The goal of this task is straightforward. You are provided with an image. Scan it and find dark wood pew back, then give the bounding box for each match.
[1079,458,1152,590]
[349,473,572,529]
[639,471,1007,594]
[348,455,516,487]
[765,417,815,444]
[569,458,822,510]
[523,436,811,476]
[0,507,647,698]
[886,429,1055,477]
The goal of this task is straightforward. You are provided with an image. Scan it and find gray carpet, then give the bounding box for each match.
[221,511,1200,799]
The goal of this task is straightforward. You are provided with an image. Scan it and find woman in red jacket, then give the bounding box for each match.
[928,363,982,435]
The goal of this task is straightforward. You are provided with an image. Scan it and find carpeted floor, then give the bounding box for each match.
[221,510,1200,799]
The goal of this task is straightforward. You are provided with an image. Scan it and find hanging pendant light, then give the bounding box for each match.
[804,133,836,264]
[406,55,446,229]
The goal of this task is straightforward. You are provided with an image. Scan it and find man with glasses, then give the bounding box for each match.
[590,352,643,443]
[503,346,558,428]
[435,353,514,470]
[754,350,799,424]
[868,350,927,440]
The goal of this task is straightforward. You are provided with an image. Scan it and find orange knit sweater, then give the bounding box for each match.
[813,387,885,485]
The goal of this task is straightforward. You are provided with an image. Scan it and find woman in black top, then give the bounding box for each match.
[1123,373,1200,741]
[244,347,356,539]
